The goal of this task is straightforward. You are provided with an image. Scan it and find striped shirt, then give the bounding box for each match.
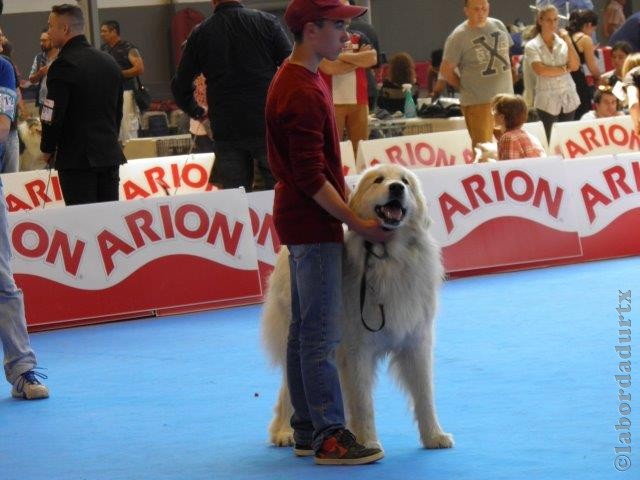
[498,128,546,160]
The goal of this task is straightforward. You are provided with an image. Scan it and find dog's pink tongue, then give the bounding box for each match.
[383,205,403,220]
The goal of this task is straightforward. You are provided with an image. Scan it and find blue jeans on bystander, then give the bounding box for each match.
[0,181,38,385]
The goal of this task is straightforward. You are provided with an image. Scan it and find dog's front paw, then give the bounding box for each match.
[270,429,294,447]
[422,431,454,449]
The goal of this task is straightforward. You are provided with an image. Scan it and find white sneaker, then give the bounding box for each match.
[12,370,49,400]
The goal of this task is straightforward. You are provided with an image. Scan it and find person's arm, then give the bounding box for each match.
[441,34,461,89]
[40,60,72,160]
[560,30,580,72]
[497,134,510,161]
[319,59,357,75]
[0,59,17,143]
[604,21,617,39]
[16,87,26,121]
[432,77,449,98]
[598,71,612,86]
[122,48,144,79]
[440,59,460,89]
[319,47,377,75]
[28,56,46,83]
[116,77,124,133]
[286,89,390,244]
[531,61,571,77]
[268,16,292,65]
[338,47,377,68]
[312,181,390,243]
[577,34,601,79]
[603,6,620,39]
[0,115,9,143]
[171,30,206,120]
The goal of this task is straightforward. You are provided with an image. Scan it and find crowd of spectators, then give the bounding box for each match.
[2,0,640,176]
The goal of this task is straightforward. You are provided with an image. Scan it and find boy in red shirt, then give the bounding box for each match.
[266,0,390,466]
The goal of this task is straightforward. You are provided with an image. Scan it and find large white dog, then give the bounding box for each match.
[261,164,453,451]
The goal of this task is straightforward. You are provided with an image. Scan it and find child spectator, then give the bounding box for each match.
[580,85,622,119]
[600,41,632,88]
[492,94,546,160]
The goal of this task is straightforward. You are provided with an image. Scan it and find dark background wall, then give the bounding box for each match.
[0,0,633,101]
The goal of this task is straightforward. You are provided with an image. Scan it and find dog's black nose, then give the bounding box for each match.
[389,182,405,197]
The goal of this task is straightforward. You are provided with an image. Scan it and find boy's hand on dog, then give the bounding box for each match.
[352,218,393,244]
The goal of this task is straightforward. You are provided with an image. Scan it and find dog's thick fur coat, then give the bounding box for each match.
[261,164,453,450]
[18,118,46,171]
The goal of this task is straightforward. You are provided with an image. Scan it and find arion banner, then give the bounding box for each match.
[10,189,261,328]
[356,122,548,171]
[415,157,583,272]
[549,115,640,159]
[7,152,640,329]
[564,153,640,261]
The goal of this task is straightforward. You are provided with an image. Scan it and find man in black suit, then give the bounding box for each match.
[40,3,125,206]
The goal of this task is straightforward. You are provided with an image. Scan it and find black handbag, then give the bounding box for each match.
[133,76,152,112]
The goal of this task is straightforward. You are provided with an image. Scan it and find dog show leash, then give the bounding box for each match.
[360,241,388,333]
[42,152,56,209]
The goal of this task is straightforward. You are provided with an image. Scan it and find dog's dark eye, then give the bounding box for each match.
[401,177,409,185]
[374,176,384,184]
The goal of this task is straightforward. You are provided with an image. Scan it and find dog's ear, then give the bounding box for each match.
[405,170,428,223]
[347,170,372,211]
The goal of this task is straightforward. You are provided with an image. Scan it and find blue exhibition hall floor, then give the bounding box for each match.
[1,257,638,480]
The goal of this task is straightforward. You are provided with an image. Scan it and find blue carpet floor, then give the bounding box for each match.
[1,257,638,480]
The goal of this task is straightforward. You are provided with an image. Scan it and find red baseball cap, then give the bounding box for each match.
[284,0,367,33]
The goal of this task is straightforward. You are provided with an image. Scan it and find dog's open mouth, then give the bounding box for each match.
[375,199,406,227]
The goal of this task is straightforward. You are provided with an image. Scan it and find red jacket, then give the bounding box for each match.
[266,62,346,245]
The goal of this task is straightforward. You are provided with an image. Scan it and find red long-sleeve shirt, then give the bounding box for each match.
[266,61,346,245]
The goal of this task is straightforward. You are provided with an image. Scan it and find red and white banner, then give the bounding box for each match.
[0,169,65,211]
[119,153,215,200]
[247,189,280,293]
[0,153,216,212]
[3,148,355,210]
[415,157,583,272]
[565,153,640,260]
[549,115,640,159]
[340,141,357,177]
[356,130,475,171]
[7,148,640,329]
[263,157,585,274]
[356,122,548,171]
[10,189,261,327]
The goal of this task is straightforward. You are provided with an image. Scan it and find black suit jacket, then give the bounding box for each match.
[171,2,291,141]
[41,35,126,169]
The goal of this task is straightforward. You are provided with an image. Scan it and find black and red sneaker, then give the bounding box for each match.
[293,443,314,457]
[315,429,384,466]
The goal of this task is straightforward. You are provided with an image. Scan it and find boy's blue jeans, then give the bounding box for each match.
[286,242,345,450]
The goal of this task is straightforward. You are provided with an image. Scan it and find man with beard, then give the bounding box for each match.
[29,29,59,113]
